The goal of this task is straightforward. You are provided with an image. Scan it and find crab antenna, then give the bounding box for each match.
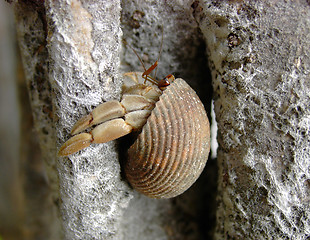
[154,27,164,80]
[123,40,147,72]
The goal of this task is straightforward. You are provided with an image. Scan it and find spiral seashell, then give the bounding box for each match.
[125,78,210,199]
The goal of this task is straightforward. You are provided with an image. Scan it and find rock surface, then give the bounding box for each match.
[12,0,310,239]
[194,1,310,239]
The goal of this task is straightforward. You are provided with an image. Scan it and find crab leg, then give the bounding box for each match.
[59,87,158,156]
[58,119,133,156]
[71,101,126,135]
[91,119,132,143]
[71,95,155,136]
[58,133,92,157]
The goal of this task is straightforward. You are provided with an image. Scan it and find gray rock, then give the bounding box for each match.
[12,0,310,239]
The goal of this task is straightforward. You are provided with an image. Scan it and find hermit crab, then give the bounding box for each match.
[58,45,211,199]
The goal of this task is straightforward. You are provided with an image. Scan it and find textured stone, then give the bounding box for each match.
[194,1,310,239]
[13,0,309,239]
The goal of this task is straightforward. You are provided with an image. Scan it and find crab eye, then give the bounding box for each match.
[158,79,170,88]
[158,74,175,90]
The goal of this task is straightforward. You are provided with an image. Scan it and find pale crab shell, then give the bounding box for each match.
[124,77,210,199]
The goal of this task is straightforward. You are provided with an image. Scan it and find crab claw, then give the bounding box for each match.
[58,119,133,156]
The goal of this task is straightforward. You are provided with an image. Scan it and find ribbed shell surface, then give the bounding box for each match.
[125,78,210,198]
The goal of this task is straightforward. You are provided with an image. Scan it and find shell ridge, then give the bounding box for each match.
[152,79,209,197]
[176,81,209,191]
[134,104,168,190]
[150,81,194,196]
[129,116,159,186]
[126,118,155,186]
[125,78,210,198]
[139,84,182,196]
[176,88,203,192]
[127,89,170,192]
[178,82,210,190]
[146,80,192,197]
